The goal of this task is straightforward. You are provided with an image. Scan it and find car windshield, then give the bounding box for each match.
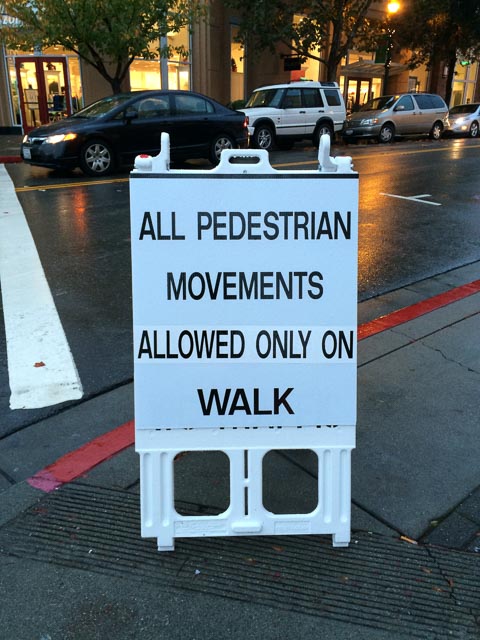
[72,95,134,119]
[245,89,284,108]
[359,96,396,112]
[449,104,479,115]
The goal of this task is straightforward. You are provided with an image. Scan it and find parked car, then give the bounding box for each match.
[445,103,480,138]
[342,92,448,143]
[21,90,249,176]
[240,80,347,150]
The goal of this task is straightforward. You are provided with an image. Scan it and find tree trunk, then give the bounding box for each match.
[109,77,124,94]
[326,18,342,82]
[326,60,338,82]
[443,50,457,106]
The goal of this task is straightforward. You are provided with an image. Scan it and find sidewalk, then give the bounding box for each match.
[0,133,22,163]
[1,143,479,637]
[0,263,479,638]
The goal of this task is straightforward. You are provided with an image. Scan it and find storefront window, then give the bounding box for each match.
[7,56,21,124]
[455,63,468,81]
[130,59,162,91]
[167,61,190,90]
[129,25,191,91]
[230,25,244,103]
[451,61,478,106]
[67,56,83,110]
[166,27,191,90]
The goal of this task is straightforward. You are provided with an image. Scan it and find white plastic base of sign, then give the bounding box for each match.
[136,425,354,551]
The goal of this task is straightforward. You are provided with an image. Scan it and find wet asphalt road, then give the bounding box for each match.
[1,136,480,437]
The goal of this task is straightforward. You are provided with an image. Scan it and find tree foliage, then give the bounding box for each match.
[224,0,380,82]
[392,0,480,103]
[1,0,204,93]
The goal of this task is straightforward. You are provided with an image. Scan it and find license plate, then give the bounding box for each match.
[23,147,31,159]
[344,129,353,135]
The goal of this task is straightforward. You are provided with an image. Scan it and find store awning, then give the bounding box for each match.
[341,60,407,78]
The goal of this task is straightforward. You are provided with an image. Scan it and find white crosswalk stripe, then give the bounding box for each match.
[0,164,83,409]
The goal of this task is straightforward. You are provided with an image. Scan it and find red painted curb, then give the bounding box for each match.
[358,279,480,340]
[28,420,134,492]
[26,279,480,493]
[0,156,22,164]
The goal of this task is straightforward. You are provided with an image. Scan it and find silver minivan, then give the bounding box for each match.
[342,93,448,143]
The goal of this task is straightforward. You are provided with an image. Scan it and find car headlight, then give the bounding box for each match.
[45,132,77,144]
[360,118,379,126]
[454,117,465,124]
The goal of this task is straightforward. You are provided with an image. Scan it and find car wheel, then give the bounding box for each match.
[210,134,235,164]
[378,124,394,143]
[253,124,275,150]
[469,121,479,138]
[80,139,114,176]
[313,123,334,147]
[430,121,443,140]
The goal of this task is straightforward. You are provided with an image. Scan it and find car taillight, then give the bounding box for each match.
[243,116,249,128]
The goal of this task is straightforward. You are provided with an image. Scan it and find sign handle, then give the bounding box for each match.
[318,134,354,173]
[133,132,354,175]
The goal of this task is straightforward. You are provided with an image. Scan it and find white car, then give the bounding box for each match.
[240,81,346,150]
[446,103,480,138]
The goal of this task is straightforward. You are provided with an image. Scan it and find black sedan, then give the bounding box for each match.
[21,90,249,176]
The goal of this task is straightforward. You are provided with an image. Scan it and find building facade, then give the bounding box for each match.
[1,0,479,134]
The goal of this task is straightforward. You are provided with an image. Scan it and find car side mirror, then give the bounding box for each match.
[124,107,138,121]
[394,104,405,112]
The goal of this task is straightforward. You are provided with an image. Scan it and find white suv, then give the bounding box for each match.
[241,81,346,150]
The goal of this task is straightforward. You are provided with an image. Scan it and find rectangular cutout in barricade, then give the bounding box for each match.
[130,134,358,551]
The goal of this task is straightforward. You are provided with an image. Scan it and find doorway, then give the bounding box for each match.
[343,77,382,113]
[345,79,372,113]
[15,56,72,133]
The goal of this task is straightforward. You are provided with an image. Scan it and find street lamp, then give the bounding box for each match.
[383,1,400,94]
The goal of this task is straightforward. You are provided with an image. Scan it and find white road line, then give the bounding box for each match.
[0,164,83,409]
[380,192,441,206]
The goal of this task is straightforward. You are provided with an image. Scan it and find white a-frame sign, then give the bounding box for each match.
[130,134,358,551]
